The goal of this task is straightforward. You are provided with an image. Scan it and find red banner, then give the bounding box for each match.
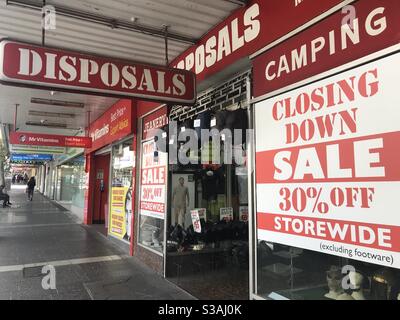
[172,0,346,82]
[256,132,400,184]
[252,0,400,98]
[10,131,92,148]
[87,99,132,153]
[258,213,400,253]
[0,40,196,104]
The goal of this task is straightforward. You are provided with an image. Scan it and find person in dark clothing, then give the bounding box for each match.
[27,177,36,201]
[0,185,11,207]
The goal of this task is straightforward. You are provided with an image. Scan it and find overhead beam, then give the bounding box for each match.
[222,0,248,6]
[6,0,197,45]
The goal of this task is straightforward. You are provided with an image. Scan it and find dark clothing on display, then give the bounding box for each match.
[194,110,212,140]
[200,167,225,200]
[225,108,248,145]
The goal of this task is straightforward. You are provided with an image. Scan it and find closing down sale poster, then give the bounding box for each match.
[255,52,400,268]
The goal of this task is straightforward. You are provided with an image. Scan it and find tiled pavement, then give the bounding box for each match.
[0,185,194,300]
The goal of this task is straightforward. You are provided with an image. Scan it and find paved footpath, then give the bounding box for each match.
[0,185,194,300]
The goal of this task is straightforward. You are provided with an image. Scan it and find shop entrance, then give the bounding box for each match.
[93,153,110,224]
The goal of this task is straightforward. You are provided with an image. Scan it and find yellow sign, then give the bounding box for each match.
[109,186,129,239]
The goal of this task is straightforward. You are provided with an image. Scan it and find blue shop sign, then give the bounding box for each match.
[11,154,53,161]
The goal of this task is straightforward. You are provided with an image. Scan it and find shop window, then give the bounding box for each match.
[55,156,85,206]
[256,243,400,300]
[165,105,250,300]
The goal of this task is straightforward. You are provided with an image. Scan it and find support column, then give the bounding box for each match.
[130,99,138,256]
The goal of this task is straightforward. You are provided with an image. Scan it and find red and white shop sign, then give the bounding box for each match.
[252,0,400,99]
[0,40,196,104]
[142,106,168,140]
[87,99,132,153]
[255,53,400,268]
[172,0,346,82]
[139,140,168,220]
[10,131,92,148]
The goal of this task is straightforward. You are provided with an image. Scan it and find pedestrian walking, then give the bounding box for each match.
[0,184,12,207]
[27,176,36,201]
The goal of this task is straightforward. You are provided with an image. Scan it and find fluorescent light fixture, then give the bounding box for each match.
[29,110,76,119]
[31,98,85,108]
[26,121,68,129]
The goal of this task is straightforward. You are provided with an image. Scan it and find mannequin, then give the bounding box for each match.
[349,271,366,300]
[325,266,344,299]
[172,177,189,227]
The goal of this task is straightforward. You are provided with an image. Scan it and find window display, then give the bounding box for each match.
[165,106,250,300]
[256,243,400,300]
[55,156,85,205]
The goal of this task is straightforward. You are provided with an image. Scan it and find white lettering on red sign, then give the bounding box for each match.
[0,41,196,104]
[264,8,387,82]
[174,4,260,74]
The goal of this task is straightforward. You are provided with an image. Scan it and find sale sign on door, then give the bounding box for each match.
[255,52,400,268]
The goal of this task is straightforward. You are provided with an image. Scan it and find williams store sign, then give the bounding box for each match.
[0,40,196,104]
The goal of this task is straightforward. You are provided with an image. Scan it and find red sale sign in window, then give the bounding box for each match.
[255,52,400,268]
[139,140,168,220]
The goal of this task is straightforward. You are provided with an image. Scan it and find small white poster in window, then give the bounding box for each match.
[190,209,202,233]
[239,206,248,222]
[220,207,233,222]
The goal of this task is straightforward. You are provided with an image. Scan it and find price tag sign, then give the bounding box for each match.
[220,207,233,222]
[239,206,248,222]
[191,209,202,233]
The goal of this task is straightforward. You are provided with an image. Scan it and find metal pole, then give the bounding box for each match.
[14,104,19,131]
[164,26,169,66]
[42,0,46,46]
[86,110,91,137]
[246,74,256,299]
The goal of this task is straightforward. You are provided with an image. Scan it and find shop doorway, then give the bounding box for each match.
[93,153,110,224]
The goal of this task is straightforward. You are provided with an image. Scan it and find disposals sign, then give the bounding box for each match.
[172,0,347,82]
[255,53,400,268]
[0,40,196,104]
